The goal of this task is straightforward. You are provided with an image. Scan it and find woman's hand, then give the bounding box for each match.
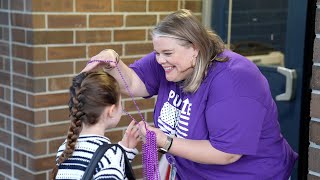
[81,49,119,73]
[138,121,167,148]
[120,120,141,149]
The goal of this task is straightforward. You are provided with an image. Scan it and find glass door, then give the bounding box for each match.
[209,0,309,179]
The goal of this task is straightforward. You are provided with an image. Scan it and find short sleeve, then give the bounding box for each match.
[130,52,164,97]
[206,97,267,155]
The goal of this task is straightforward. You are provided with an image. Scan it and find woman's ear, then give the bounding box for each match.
[192,44,199,58]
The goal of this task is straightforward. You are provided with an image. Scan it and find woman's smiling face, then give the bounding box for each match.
[153,36,198,82]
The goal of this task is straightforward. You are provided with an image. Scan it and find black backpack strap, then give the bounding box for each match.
[82,143,113,180]
[82,143,136,180]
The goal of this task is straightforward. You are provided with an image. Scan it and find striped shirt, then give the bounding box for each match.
[55,134,138,180]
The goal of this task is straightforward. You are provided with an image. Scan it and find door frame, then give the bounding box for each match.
[298,0,316,179]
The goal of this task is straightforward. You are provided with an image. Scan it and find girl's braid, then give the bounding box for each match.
[51,72,87,180]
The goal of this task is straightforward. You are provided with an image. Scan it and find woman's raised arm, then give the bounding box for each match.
[81,49,149,97]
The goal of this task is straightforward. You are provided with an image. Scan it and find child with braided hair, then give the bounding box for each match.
[51,71,140,180]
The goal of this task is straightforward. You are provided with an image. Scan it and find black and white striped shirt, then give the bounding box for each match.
[55,134,138,180]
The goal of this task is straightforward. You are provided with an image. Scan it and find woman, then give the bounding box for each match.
[51,71,140,179]
[82,9,298,180]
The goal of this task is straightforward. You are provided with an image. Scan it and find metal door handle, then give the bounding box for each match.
[276,67,297,101]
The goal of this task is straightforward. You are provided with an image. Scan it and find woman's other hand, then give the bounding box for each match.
[81,49,119,73]
[138,121,168,148]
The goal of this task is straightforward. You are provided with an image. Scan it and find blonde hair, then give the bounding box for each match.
[152,9,227,93]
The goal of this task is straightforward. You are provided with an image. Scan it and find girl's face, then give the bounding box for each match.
[153,36,198,82]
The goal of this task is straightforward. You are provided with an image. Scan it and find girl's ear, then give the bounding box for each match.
[107,104,116,118]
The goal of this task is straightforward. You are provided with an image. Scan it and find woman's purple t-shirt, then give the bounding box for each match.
[130,50,298,180]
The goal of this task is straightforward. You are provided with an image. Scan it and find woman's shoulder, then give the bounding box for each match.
[209,50,263,80]
[132,51,157,65]
[205,50,270,100]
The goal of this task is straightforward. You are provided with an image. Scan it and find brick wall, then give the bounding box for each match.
[310,1,320,179]
[0,0,202,179]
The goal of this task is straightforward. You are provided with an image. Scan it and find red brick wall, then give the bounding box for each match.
[0,0,202,179]
[309,1,320,179]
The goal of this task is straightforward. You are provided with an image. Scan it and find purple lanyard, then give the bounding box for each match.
[87,60,160,180]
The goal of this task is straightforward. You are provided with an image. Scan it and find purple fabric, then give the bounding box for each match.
[130,50,298,180]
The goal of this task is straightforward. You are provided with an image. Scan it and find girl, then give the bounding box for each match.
[51,71,140,179]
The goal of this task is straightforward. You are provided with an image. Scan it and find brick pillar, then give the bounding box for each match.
[0,0,202,179]
[309,1,320,179]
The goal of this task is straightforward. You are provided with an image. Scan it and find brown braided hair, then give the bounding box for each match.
[50,71,120,180]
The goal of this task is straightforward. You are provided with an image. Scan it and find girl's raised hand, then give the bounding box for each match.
[120,120,141,149]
